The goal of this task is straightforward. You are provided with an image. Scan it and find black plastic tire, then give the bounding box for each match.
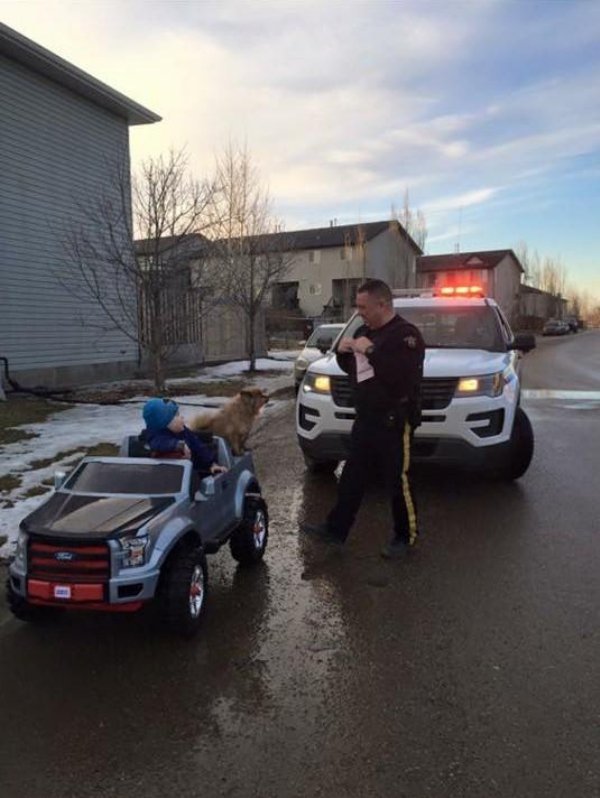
[502,407,534,480]
[303,453,339,474]
[229,496,269,565]
[157,543,208,638]
[5,579,62,624]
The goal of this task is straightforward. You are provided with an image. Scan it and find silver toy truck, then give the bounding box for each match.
[6,434,268,637]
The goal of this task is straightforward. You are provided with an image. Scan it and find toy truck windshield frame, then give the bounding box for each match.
[63,458,187,496]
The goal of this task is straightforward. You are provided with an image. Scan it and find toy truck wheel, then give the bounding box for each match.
[229,496,269,565]
[502,407,534,480]
[157,543,208,638]
[303,453,338,474]
[5,579,62,624]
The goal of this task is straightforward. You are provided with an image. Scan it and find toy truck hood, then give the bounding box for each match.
[21,493,175,538]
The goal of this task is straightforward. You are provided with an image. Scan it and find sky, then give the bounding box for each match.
[2,0,599,297]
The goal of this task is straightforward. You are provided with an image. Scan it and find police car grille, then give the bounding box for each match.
[421,378,458,410]
[28,537,110,583]
[331,376,457,410]
[331,376,354,407]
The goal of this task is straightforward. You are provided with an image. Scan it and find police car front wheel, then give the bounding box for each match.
[501,407,534,481]
[303,453,339,474]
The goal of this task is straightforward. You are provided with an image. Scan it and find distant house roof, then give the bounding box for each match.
[418,249,524,274]
[0,22,161,125]
[254,219,422,255]
[136,220,423,259]
[134,233,209,258]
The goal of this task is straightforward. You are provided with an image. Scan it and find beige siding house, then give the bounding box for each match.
[417,250,524,324]
[271,220,421,320]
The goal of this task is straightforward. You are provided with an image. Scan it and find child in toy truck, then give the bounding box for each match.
[142,398,227,476]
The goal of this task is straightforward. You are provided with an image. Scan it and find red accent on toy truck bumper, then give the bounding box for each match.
[27,580,144,612]
[28,579,104,602]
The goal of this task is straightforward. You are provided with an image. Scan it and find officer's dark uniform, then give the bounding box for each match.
[326,314,425,545]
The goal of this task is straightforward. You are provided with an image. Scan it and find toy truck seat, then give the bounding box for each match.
[119,435,152,458]
[119,433,232,469]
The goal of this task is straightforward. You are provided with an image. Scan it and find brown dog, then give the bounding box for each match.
[190,387,269,455]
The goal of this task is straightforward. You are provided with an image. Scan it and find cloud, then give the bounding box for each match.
[424,187,500,214]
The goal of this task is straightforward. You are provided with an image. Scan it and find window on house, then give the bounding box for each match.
[308,250,320,264]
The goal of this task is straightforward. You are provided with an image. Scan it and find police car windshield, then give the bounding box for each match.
[306,326,342,347]
[341,306,504,351]
[64,462,185,495]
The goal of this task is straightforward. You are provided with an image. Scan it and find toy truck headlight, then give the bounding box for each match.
[456,372,504,398]
[14,529,28,569]
[119,535,149,568]
[302,373,331,394]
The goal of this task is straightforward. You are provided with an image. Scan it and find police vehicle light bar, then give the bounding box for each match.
[439,286,483,297]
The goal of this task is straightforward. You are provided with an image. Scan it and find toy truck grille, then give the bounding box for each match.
[28,537,111,583]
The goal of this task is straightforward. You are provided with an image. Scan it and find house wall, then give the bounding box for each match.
[492,255,521,324]
[518,289,567,328]
[417,257,521,324]
[275,226,418,318]
[0,53,138,389]
[201,302,267,363]
[366,226,417,289]
[281,245,363,317]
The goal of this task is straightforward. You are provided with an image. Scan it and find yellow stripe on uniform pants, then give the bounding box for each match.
[401,420,418,545]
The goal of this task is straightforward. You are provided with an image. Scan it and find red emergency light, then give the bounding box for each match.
[439,286,483,297]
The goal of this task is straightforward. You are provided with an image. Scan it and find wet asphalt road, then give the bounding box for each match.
[1,332,599,798]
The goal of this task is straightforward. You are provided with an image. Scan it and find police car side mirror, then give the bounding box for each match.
[316,338,330,354]
[511,333,536,353]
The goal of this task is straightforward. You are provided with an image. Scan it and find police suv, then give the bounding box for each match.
[296,286,536,480]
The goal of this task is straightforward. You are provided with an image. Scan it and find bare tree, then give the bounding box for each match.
[390,190,427,288]
[392,189,428,251]
[207,144,295,371]
[61,149,218,390]
[539,255,567,298]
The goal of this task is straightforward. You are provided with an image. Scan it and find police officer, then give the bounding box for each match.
[302,279,425,558]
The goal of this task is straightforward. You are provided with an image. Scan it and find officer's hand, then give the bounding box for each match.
[338,337,355,353]
[353,336,373,354]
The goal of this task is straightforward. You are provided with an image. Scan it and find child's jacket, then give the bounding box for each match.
[145,426,215,472]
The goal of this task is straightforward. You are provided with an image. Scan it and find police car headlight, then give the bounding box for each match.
[456,372,503,398]
[119,535,149,568]
[14,529,28,570]
[302,373,331,394]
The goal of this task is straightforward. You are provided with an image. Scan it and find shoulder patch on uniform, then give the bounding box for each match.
[404,335,417,348]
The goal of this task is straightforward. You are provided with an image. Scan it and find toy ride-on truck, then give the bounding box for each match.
[6,434,268,637]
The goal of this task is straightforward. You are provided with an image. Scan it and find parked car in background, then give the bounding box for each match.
[542,319,571,336]
[564,317,580,333]
[294,323,344,391]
